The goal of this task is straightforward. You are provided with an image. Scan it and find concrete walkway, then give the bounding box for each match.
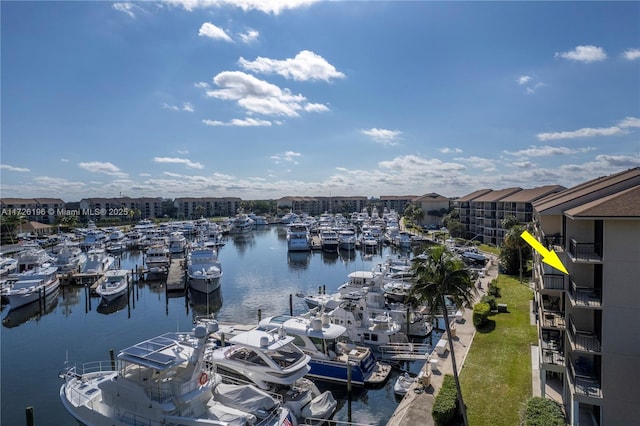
[386,254,498,426]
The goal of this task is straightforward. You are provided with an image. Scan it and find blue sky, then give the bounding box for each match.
[2,0,639,202]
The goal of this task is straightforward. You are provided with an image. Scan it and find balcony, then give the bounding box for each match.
[541,273,565,291]
[568,317,601,353]
[543,234,564,252]
[540,310,566,329]
[540,330,564,366]
[568,281,602,309]
[569,357,602,398]
[568,238,602,263]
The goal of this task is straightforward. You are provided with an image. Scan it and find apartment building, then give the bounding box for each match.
[79,197,164,220]
[456,185,565,245]
[531,167,640,425]
[173,197,242,219]
[413,192,452,227]
[277,196,368,216]
[1,198,66,224]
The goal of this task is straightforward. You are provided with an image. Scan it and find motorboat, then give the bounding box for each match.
[2,285,59,328]
[81,248,115,275]
[79,229,107,250]
[338,228,357,251]
[319,229,340,253]
[258,314,391,386]
[53,240,87,274]
[391,231,412,249]
[169,231,187,253]
[95,269,131,303]
[359,231,379,251]
[187,245,223,293]
[59,322,296,426]
[208,325,337,424]
[144,243,170,274]
[393,372,416,396]
[287,222,311,251]
[15,247,54,273]
[4,265,60,310]
[230,213,255,234]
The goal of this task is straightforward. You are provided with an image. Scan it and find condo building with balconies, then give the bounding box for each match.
[531,167,640,425]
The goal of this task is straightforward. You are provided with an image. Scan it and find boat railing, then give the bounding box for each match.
[120,411,164,426]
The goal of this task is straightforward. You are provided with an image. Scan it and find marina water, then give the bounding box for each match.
[1,225,432,426]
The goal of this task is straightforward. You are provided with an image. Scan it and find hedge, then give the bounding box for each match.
[521,396,565,426]
[433,374,459,425]
[473,302,491,328]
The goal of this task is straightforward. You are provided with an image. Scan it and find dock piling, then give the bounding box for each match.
[25,406,34,426]
[289,294,293,316]
[258,309,262,322]
[109,349,115,371]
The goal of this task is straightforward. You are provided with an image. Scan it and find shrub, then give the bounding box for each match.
[488,280,501,298]
[480,294,497,311]
[521,396,565,426]
[473,302,491,328]
[433,374,459,425]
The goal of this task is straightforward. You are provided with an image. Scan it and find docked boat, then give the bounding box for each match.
[15,247,54,273]
[287,222,311,251]
[53,240,87,274]
[258,314,391,386]
[319,229,340,253]
[81,248,115,275]
[5,265,60,310]
[144,243,170,274]
[169,231,187,253]
[230,213,255,234]
[359,231,380,251]
[59,322,296,426]
[338,228,357,251]
[209,326,337,425]
[393,372,416,396]
[187,245,223,293]
[391,231,413,249]
[2,285,59,328]
[79,229,107,251]
[95,269,131,303]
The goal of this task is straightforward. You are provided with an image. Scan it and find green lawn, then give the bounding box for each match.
[460,274,537,426]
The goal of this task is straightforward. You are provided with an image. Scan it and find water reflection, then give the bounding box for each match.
[96,293,129,315]
[2,288,59,328]
[189,288,223,318]
[287,251,311,270]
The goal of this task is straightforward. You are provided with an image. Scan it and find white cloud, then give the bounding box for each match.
[271,151,302,165]
[453,156,495,171]
[361,128,402,146]
[623,48,640,61]
[304,103,329,113]
[238,50,345,82]
[113,2,142,18]
[517,75,531,85]
[177,150,189,154]
[595,154,640,167]
[504,145,596,157]
[194,82,210,89]
[203,71,325,118]
[202,117,272,127]
[537,117,639,141]
[239,29,259,44]
[439,147,462,154]
[1,164,30,172]
[555,45,607,62]
[60,158,69,163]
[78,161,128,177]
[167,0,319,15]
[198,22,233,42]
[153,157,204,169]
[162,102,194,112]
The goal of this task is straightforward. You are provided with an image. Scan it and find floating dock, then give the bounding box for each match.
[165,258,186,292]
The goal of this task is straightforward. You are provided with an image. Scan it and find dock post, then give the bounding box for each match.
[406,307,410,336]
[347,361,353,396]
[258,309,262,322]
[323,284,326,295]
[87,284,92,311]
[25,406,34,426]
[318,285,322,295]
[109,349,115,371]
[289,294,293,316]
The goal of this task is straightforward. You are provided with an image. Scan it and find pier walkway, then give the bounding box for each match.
[386,254,497,426]
[165,258,186,291]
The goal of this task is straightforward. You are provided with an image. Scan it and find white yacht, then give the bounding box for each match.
[60,323,296,426]
[145,243,170,274]
[168,231,187,253]
[230,213,255,234]
[338,228,357,251]
[287,222,311,251]
[95,269,131,303]
[5,265,60,310]
[15,247,54,273]
[81,248,115,275]
[187,245,223,293]
[209,326,337,424]
[319,229,340,253]
[53,241,87,274]
[0,256,18,277]
[258,314,391,386]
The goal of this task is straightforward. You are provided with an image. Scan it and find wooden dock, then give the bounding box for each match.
[166,258,186,292]
[310,236,322,250]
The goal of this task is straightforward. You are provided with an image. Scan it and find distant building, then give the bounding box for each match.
[277,196,367,217]
[173,197,242,219]
[531,167,640,425]
[412,192,452,227]
[79,197,164,220]
[380,195,419,215]
[455,185,565,245]
[0,197,66,224]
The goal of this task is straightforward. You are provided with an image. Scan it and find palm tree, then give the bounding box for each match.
[411,245,476,426]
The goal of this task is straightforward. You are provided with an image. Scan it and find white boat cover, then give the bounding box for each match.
[206,402,257,426]
[213,383,277,414]
[301,390,337,420]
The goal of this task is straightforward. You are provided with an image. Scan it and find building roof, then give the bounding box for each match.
[456,189,492,202]
[565,185,640,218]
[533,167,640,214]
[33,198,66,204]
[414,192,451,202]
[500,185,566,203]
[1,198,37,205]
[380,195,419,200]
[473,187,522,202]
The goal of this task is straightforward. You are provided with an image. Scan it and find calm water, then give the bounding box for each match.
[1,225,428,426]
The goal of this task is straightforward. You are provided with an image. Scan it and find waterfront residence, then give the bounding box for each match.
[531,167,640,425]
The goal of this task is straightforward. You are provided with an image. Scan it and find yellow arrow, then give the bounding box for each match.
[520,230,568,275]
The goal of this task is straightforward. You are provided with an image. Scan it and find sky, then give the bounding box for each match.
[1,0,639,202]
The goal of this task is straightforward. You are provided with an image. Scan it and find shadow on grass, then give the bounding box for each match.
[475,319,496,333]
